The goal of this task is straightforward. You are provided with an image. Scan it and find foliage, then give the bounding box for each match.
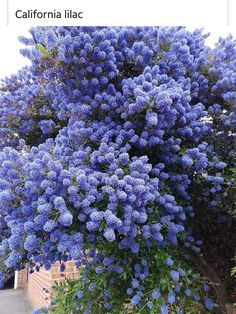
[46,246,214,314]
[231,259,236,278]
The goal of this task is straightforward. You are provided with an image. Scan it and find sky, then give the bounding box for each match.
[0,26,235,80]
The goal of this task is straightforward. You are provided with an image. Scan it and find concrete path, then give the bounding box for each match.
[0,289,32,314]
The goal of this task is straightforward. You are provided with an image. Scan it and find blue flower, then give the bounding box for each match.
[76,290,84,298]
[147,301,153,309]
[170,270,180,281]
[194,295,200,301]
[175,284,181,292]
[54,197,67,211]
[104,302,112,309]
[104,290,110,298]
[24,235,39,252]
[161,304,168,314]
[119,153,129,165]
[103,228,116,242]
[168,292,175,304]
[127,288,133,296]
[113,266,123,274]
[59,211,73,226]
[46,30,58,49]
[166,257,174,266]
[184,288,192,296]
[146,111,158,127]
[60,263,65,272]
[205,298,214,311]
[181,155,194,168]
[151,289,161,299]
[95,266,104,274]
[103,257,115,266]
[88,283,96,292]
[131,294,141,305]
[43,220,57,232]
[141,259,148,266]
[131,279,139,288]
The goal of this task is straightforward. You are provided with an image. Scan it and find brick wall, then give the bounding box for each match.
[27,267,52,310]
[27,261,78,310]
[16,268,28,289]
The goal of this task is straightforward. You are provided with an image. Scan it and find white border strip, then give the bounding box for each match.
[2,0,231,27]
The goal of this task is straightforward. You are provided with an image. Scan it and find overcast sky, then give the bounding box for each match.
[0,26,235,80]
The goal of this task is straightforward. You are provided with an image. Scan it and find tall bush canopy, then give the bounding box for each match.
[0,27,235,313]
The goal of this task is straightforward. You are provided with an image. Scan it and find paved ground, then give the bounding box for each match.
[0,289,32,314]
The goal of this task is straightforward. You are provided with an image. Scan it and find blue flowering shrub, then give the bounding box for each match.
[44,246,215,314]
[0,27,235,313]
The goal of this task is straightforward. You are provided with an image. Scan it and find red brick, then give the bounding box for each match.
[23,261,79,310]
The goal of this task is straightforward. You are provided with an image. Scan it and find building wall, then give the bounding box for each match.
[16,261,78,310]
[27,267,52,310]
[15,268,28,289]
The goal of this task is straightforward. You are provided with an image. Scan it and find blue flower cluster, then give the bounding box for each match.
[0,27,235,312]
